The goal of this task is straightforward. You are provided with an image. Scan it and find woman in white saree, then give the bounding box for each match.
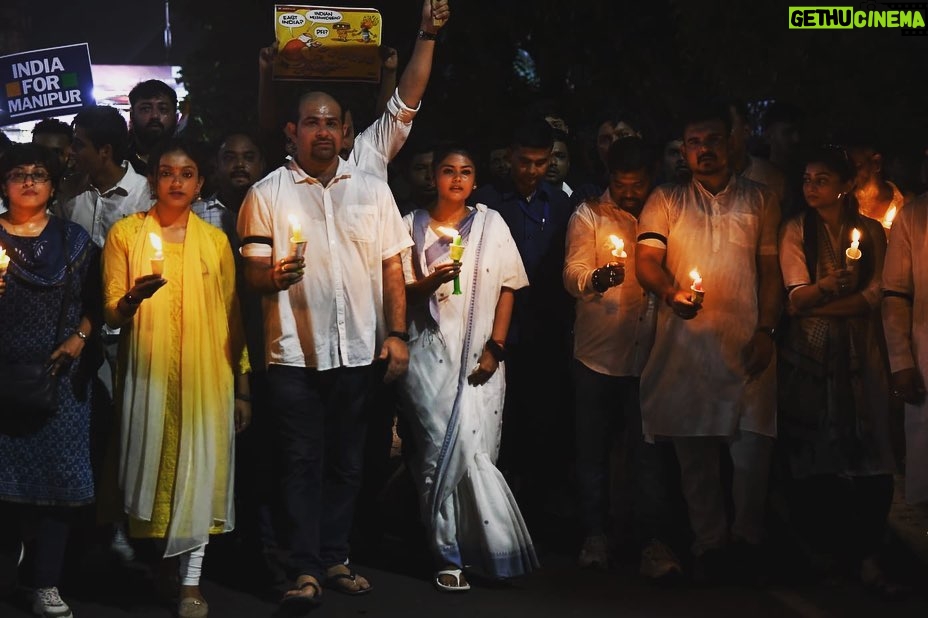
[400,146,537,592]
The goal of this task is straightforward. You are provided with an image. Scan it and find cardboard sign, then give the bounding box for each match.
[0,43,95,126]
[274,5,382,82]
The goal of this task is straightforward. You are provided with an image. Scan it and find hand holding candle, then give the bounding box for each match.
[438,226,464,295]
[149,233,165,276]
[689,268,705,305]
[288,214,307,258]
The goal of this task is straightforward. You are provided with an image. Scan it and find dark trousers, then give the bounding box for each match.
[269,364,373,581]
[573,361,678,546]
[0,503,71,589]
[234,371,280,551]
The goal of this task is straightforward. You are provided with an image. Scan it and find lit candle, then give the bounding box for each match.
[608,235,627,262]
[438,226,464,295]
[149,232,165,276]
[846,228,862,263]
[882,205,897,230]
[0,246,9,276]
[288,214,307,258]
[689,268,704,304]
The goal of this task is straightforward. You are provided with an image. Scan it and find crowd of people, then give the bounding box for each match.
[1,1,928,617]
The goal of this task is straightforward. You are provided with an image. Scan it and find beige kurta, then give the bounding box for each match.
[882,195,928,503]
[637,176,780,438]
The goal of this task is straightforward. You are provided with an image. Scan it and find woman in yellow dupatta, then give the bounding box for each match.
[102,138,250,618]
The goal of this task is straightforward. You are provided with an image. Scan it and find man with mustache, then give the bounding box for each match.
[564,136,682,579]
[238,90,411,607]
[636,102,782,583]
[126,80,178,176]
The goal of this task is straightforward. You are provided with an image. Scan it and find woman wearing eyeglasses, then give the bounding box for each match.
[0,143,101,618]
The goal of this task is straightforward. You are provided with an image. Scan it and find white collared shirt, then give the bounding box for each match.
[564,192,656,377]
[238,158,412,370]
[348,88,419,180]
[63,162,151,247]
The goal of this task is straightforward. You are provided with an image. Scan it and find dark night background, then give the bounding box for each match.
[3,0,927,176]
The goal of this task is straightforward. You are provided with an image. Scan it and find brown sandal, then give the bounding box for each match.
[281,576,322,608]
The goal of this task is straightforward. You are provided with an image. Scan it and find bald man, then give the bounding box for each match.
[238,91,412,606]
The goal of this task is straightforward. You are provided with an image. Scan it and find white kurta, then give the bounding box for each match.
[637,176,780,438]
[399,205,536,577]
[882,195,928,503]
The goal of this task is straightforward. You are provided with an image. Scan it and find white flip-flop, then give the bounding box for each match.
[434,568,471,592]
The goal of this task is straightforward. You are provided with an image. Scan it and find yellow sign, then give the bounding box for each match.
[274,5,382,82]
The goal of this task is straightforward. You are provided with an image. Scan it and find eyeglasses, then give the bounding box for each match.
[6,170,52,184]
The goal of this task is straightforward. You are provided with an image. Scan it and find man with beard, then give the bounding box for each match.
[238,90,411,606]
[194,131,266,248]
[126,80,178,175]
[636,102,782,583]
[564,137,682,579]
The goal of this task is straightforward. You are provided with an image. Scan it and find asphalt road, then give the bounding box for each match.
[3,532,928,618]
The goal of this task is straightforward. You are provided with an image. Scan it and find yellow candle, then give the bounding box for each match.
[0,246,9,275]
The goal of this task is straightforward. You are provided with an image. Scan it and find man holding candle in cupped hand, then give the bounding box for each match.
[635,102,782,583]
[237,90,412,608]
[564,137,681,579]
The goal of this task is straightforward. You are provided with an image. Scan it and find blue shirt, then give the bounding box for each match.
[471,179,573,345]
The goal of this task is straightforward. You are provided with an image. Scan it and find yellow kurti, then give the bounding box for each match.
[128,242,225,538]
[103,210,248,555]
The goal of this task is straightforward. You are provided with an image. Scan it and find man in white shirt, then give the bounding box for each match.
[636,102,782,582]
[564,137,680,578]
[63,106,152,249]
[238,91,411,606]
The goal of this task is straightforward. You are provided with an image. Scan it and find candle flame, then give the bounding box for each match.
[148,232,163,252]
[288,214,304,241]
[883,205,897,227]
[689,268,701,281]
[851,228,861,243]
[436,226,458,238]
[608,235,624,253]
[0,247,6,261]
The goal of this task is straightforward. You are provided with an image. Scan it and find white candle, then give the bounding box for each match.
[608,235,627,260]
[288,214,307,257]
[149,232,164,275]
[288,214,304,242]
[882,206,897,230]
[689,268,704,304]
[846,228,862,261]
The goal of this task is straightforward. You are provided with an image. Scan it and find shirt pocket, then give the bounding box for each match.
[346,204,378,243]
[728,212,758,248]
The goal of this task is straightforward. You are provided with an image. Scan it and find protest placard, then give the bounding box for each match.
[274,5,382,82]
[1,43,95,126]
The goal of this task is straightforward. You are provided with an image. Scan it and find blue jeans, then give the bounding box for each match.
[268,364,374,580]
[573,360,677,545]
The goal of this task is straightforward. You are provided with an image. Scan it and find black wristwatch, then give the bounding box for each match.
[387,330,410,342]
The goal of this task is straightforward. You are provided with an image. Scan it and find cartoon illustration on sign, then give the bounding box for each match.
[273,5,382,82]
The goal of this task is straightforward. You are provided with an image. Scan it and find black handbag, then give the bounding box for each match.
[0,230,73,432]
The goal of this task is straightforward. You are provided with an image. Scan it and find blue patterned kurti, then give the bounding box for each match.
[0,217,100,506]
